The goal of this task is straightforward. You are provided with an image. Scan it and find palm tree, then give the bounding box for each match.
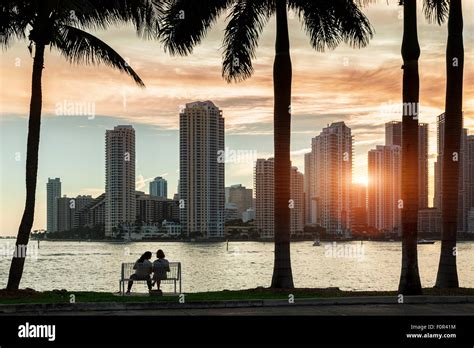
[435,0,462,289]
[397,0,422,295]
[397,0,447,295]
[160,0,373,288]
[1,0,163,290]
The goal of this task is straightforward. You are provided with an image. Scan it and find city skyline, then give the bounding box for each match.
[3,111,473,235]
[41,111,474,237]
[1,1,474,235]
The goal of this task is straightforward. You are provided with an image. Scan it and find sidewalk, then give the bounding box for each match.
[1,296,474,315]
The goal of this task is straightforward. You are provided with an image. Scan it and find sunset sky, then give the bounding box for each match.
[0,1,473,235]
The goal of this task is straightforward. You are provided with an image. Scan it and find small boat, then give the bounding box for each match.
[418,239,435,245]
[313,239,321,246]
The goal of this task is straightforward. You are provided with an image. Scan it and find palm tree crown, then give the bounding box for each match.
[1,0,165,85]
[160,0,374,82]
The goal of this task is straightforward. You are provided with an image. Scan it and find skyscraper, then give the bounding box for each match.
[433,114,474,234]
[135,192,180,223]
[105,125,136,237]
[56,196,72,233]
[457,130,474,234]
[55,194,93,232]
[290,166,304,237]
[385,121,429,208]
[179,101,225,238]
[351,183,368,233]
[226,184,253,215]
[46,178,61,232]
[70,195,94,230]
[149,177,168,198]
[367,145,402,235]
[77,193,105,229]
[306,122,352,235]
[385,121,402,147]
[434,114,445,208]
[304,152,314,225]
[418,123,429,209]
[255,158,274,239]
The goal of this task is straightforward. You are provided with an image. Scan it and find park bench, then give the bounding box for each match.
[119,261,181,295]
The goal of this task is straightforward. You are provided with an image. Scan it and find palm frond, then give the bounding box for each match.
[423,0,448,25]
[51,24,145,87]
[56,0,164,39]
[222,0,273,83]
[0,0,31,49]
[333,0,374,49]
[160,0,232,56]
[290,0,374,52]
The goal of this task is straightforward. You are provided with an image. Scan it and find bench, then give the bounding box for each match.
[119,262,181,295]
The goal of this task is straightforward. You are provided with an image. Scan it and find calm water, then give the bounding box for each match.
[0,239,473,293]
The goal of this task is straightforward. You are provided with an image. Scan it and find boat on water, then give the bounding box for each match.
[313,239,321,246]
[418,239,435,245]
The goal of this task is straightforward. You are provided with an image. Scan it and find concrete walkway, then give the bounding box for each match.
[50,302,474,316]
[1,296,474,316]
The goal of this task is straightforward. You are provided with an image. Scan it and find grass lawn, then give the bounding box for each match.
[1,287,474,305]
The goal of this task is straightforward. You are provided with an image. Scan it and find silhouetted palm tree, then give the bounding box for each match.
[1,0,163,290]
[434,0,462,289]
[398,0,422,296]
[160,0,373,288]
[397,0,447,295]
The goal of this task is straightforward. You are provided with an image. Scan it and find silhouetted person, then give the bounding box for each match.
[152,249,170,291]
[126,251,152,294]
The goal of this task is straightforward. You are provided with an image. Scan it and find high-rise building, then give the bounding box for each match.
[136,192,179,223]
[54,195,93,232]
[385,121,429,208]
[179,101,225,238]
[56,196,72,232]
[458,130,474,234]
[290,166,304,237]
[418,123,429,209]
[433,114,474,234]
[226,184,253,215]
[149,177,168,198]
[351,183,368,233]
[306,122,352,235]
[304,152,314,225]
[46,178,61,232]
[385,121,402,147]
[70,195,94,230]
[255,158,274,239]
[78,193,106,229]
[105,125,136,237]
[434,114,445,208]
[367,145,402,235]
[418,208,442,237]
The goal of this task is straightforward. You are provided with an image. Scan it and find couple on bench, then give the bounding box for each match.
[126,249,170,294]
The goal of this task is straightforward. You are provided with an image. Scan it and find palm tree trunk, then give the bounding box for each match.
[6,43,45,291]
[271,0,294,289]
[436,0,463,289]
[398,0,422,295]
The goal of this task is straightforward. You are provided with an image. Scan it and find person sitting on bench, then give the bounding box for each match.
[126,251,152,294]
[152,249,170,291]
